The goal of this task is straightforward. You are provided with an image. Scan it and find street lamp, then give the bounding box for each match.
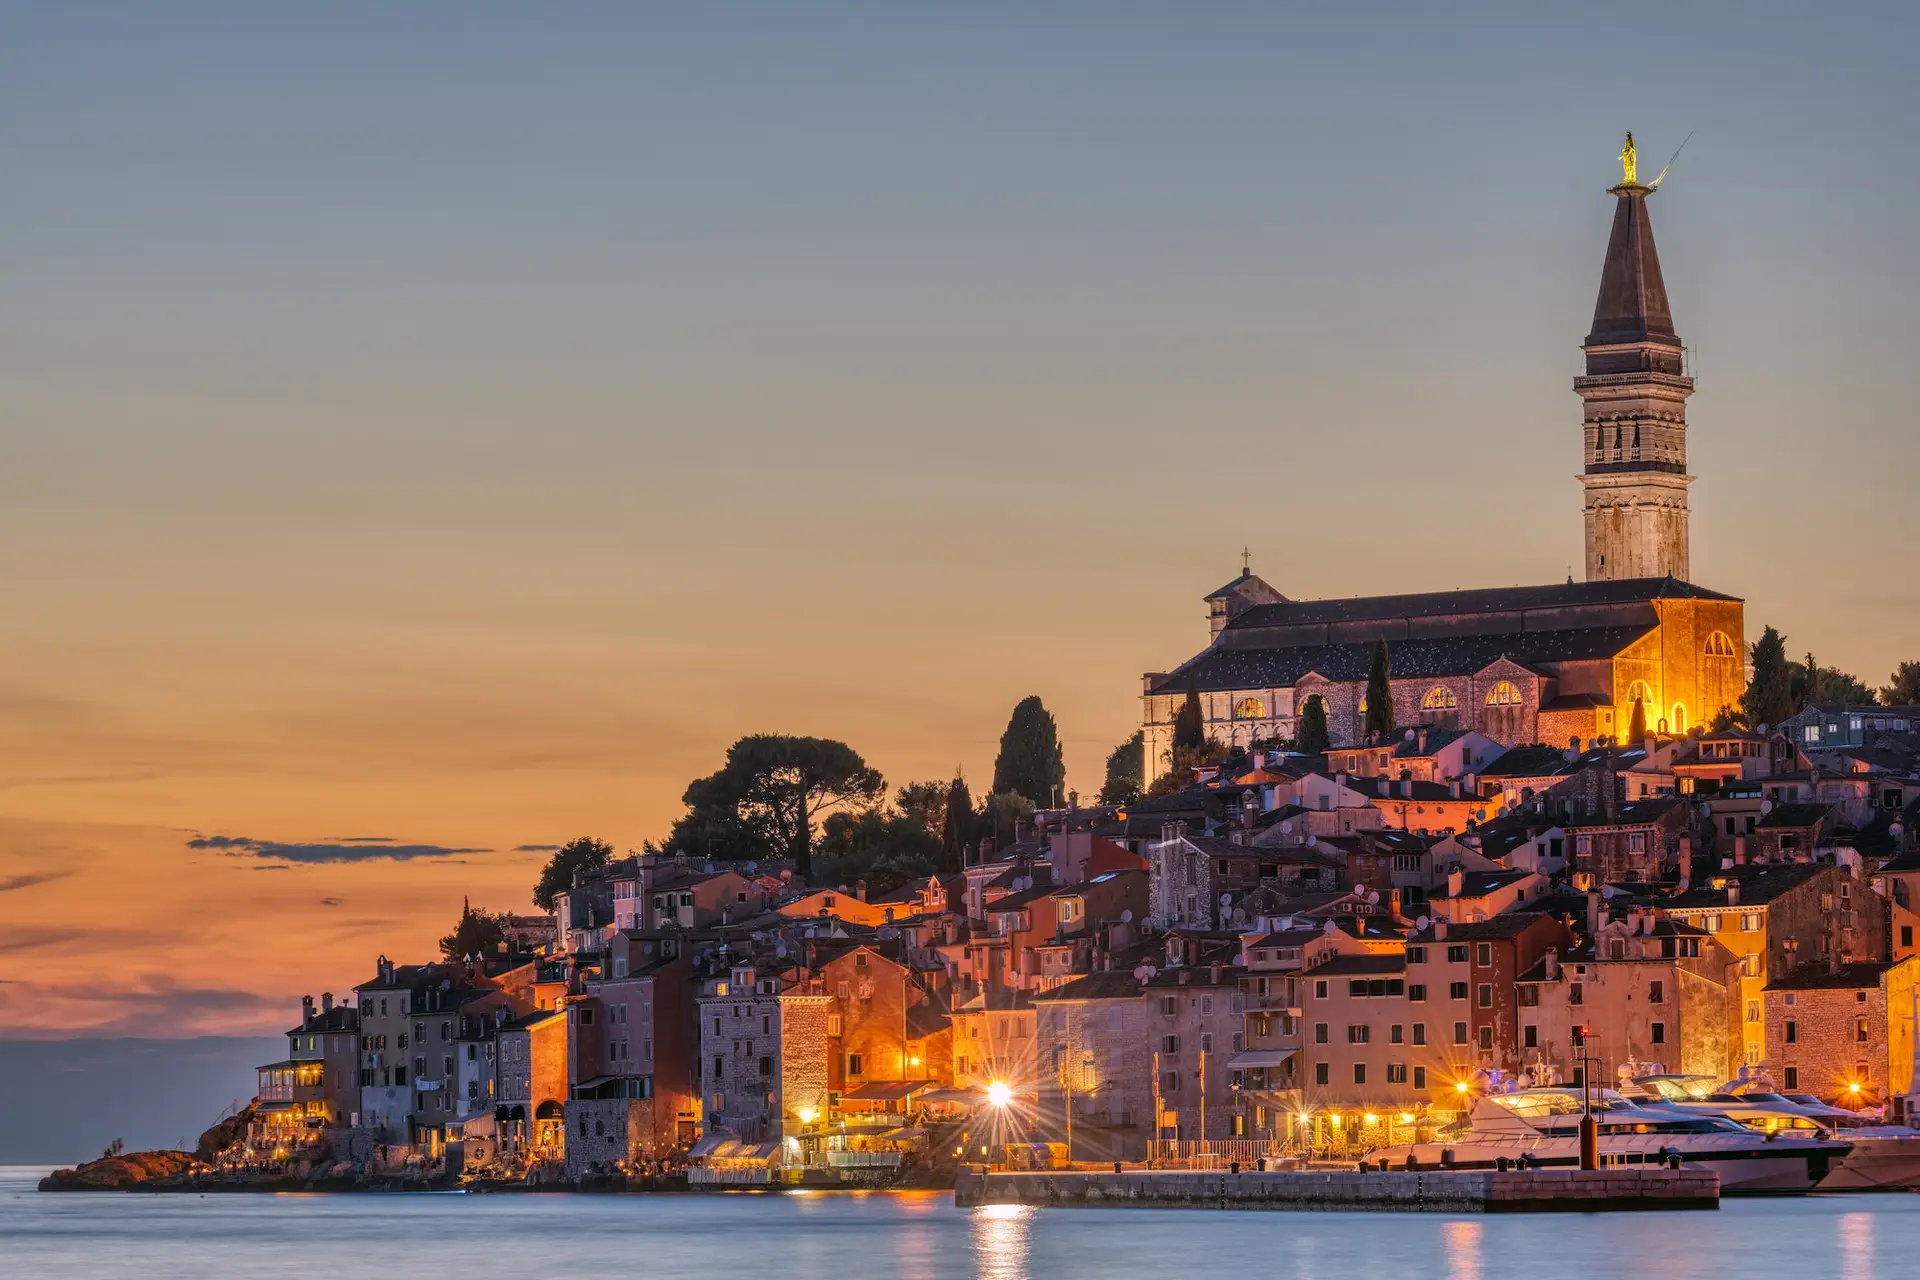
[987,1081,1012,1108]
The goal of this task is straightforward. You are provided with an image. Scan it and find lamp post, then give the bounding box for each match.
[1573,1024,1599,1171]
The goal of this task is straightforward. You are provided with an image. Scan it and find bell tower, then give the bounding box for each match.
[1576,133,1694,582]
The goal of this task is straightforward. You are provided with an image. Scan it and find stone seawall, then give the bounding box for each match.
[954,1168,1718,1213]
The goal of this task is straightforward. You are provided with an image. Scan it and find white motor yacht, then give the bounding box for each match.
[1370,1088,1851,1194]
[1631,1075,1920,1191]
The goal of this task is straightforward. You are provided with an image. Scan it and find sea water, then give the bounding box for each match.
[3,1167,1916,1279]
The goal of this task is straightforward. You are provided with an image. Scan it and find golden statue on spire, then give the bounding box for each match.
[1619,131,1639,186]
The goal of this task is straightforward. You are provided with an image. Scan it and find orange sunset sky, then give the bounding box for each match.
[4,6,1915,1037]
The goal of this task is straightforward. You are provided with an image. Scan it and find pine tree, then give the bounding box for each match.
[1882,661,1920,707]
[942,772,974,868]
[1627,695,1648,744]
[1742,626,1796,728]
[1296,694,1331,755]
[1363,639,1395,738]
[991,696,1068,809]
[1172,673,1205,753]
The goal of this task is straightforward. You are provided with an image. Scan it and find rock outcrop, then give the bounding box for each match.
[39,1150,197,1191]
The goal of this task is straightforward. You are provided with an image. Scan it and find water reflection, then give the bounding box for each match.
[972,1204,1033,1280]
[1442,1219,1482,1280]
[1840,1211,1874,1280]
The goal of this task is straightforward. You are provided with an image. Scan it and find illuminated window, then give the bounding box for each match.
[1234,697,1266,719]
[1485,681,1523,707]
[1704,632,1737,658]
[1671,704,1687,734]
[1422,686,1458,711]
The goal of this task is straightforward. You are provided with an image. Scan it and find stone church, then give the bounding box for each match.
[1141,146,1747,773]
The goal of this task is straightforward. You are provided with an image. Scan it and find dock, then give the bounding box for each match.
[954,1167,1719,1213]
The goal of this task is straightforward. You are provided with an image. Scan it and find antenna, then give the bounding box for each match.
[1646,131,1693,190]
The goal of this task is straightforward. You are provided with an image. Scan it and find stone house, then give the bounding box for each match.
[1763,958,1920,1105]
[1521,912,1741,1088]
[1562,797,1692,885]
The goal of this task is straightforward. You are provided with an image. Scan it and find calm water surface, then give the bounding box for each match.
[4,1167,1918,1279]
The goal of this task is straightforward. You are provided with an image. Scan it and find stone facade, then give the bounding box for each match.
[1764,958,1920,1104]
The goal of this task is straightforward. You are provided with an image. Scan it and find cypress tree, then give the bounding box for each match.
[1363,639,1395,738]
[1296,694,1331,755]
[1627,694,1648,744]
[1172,673,1206,753]
[942,772,974,869]
[991,696,1068,809]
[1099,731,1145,805]
[1742,626,1796,727]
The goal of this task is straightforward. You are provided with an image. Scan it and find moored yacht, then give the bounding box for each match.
[1371,1088,1850,1194]
[1630,1075,1920,1191]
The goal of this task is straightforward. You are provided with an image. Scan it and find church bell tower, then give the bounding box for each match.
[1577,133,1694,582]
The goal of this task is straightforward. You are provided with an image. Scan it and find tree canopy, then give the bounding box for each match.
[1363,640,1395,739]
[1742,626,1796,728]
[439,897,506,960]
[532,836,614,912]
[667,735,886,881]
[1099,731,1145,806]
[990,696,1067,809]
[1295,694,1330,755]
[1793,653,1874,707]
[1883,661,1920,707]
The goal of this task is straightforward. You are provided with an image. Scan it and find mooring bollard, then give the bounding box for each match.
[1113,1161,1123,1174]
[1256,1158,1267,1172]
[1440,1148,1455,1168]
[1495,1156,1509,1172]
[1405,1154,1419,1172]
[1230,1161,1240,1175]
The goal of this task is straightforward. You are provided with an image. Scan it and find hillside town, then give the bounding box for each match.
[190,135,1920,1193]
[216,693,1920,1189]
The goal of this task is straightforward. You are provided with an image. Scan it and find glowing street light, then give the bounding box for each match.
[987,1081,1012,1108]
[798,1108,818,1125]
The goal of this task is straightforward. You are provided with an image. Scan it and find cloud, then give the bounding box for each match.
[319,897,344,907]
[0,927,88,955]
[0,871,75,893]
[0,974,290,1037]
[186,833,493,864]
[514,844,560,853]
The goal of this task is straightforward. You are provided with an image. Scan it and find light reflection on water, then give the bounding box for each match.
[5,1170,1920,1280]
[1442,1219,1482,1280]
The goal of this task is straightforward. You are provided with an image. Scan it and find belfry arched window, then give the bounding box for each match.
[1234,697,1266,720]
[1703,632,1737,658]
[1485,681,1523,707]
[1422,687,1458,711]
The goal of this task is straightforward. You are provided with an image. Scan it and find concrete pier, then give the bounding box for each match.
[954,1168,1718,1213]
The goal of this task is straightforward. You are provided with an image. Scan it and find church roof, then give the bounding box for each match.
[1148,624,1653,696]
[1224,577,1735,634]
[1587,186,1679,348]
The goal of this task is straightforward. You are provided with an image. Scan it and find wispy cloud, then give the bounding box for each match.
[319,897,344,907]
[0,871,75,893]
[187,834,493,864]
[513,844,560,853]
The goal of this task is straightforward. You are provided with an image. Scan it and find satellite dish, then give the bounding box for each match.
[1415,915,1431,931]
[774,942,788,958]
[1323,920,1339,935]
[1120,909,1133,924]
[1280,821,1293,834]
[1602,886,1617,900]
[1366,889,1380,905]
[1698,803,1713,820]
[642,942,654,955]
[1760,800,1774,816]
[1220,892,1234,908]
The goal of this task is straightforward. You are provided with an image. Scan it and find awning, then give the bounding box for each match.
[915,1087,985,1105]
[252,1100,302,1113]
[1227,1049,1299,1069]
[840,1081,928,1101]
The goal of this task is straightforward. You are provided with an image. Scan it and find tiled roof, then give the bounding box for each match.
[1309,955,1407,976]
[1666,864,1827,909]
[1758,803,1834,828]
[1224,578,1736,633]
[1765,961,1904,991]
[1031,972,1144,1002]
[1149,626,1657,696]
[1409,912,1555,941]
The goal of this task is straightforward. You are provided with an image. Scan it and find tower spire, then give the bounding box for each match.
[1575,133,1695,583]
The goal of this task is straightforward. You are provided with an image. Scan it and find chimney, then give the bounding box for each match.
[1586,891,1602,935]
[1447,866,1464,900]
[1434,918,1449,941]
[1725,882,1740,907]
[321,991,333,1013]
[1677,834,1692,871]
[856,879,868,903]
[1418,727,1429,754]
[1733,836,1748,866]
[301,994,315,1027]
[1179,969,1192,985]
[977,837,992,868]
[1543,948,1560,981]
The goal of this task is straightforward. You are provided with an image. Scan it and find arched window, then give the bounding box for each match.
[1671,704,1687,734]
[1625,680,1655,709]
[1234,696,1266,720]
[1704,632,1737,658]
[1422,686,1458,711]
[1485,681,1523,707]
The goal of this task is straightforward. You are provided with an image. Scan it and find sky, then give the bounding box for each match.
[2,2,1915,1037]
